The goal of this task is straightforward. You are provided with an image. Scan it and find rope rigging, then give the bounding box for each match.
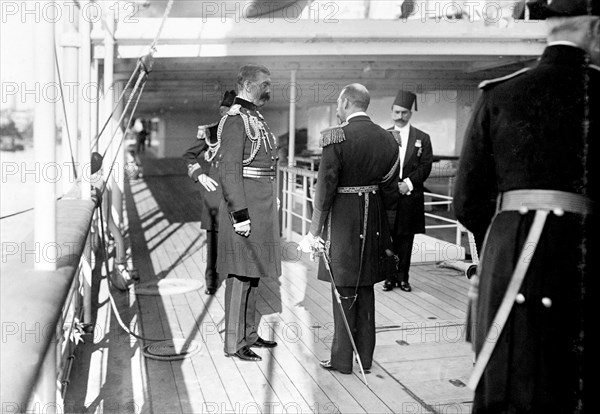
[94,0,182,346]
[1,0,168,220]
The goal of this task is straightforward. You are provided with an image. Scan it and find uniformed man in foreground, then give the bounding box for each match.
[299,84,400,374]
[212,65,279,362]
[183,90,235,295]
[453,0,599,411]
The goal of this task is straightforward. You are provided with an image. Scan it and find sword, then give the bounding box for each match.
[320,249,369,387]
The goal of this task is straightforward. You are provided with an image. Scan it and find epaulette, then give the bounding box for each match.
[319,122,349,148]
[478,67,530,90]
[197,122,218,140]
[227,104,243,116]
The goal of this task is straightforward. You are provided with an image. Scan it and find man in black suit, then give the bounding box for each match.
[299,83,400,374]
[183,90,235,295]
[385,90,433,292]
[453,0,599,411]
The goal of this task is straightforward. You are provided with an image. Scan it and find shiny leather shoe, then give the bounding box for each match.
[224,346,262,361]
[205,287,216,295]
[319,360,351,374]
[382,281,395,292]
[399,281,412,292]
[251,337,278,348]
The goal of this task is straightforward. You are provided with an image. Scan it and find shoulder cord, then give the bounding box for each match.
[205,111,273,165]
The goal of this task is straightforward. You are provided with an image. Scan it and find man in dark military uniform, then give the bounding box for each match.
[212,65,279,362]
[182,90,236,295]
[453,1,599,411]
[385,90,433,292]
[299,84,400,374]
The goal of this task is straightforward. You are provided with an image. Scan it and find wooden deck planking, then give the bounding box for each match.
[131,177,215,413]
[68,168,477,413]
[134,171,473,413]
[256,275,371,413]
[279,258,400,328]
[126,179,188,414]
[139,181,260,412]
[258,266,425,414]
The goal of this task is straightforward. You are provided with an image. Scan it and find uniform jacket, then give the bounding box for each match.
[310,115,400,287]
[213,97,281,278]
[453,45,598,412]
[182,122,222,230]
[388,125,433,236]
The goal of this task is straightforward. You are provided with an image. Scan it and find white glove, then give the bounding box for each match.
[198,174,218,192]
[197,126,209,140]
[233,220,251,238]
[277,197,281,211]
[297,232,325,261]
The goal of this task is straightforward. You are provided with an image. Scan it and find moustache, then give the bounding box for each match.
[260,92,271,101]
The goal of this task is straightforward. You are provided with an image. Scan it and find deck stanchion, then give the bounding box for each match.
[80,1,91,200]
[286,68,298,240]
[79,2,93,325]
[61,9,80,194]
[33,1,57,272]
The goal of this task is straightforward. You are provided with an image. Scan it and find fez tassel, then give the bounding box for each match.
[320,249,369,386]
[468,210,549,390]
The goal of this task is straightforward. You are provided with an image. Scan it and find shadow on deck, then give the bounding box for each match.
[65,158,474,414]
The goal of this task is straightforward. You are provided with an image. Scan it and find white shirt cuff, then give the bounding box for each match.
[233,220,251,230]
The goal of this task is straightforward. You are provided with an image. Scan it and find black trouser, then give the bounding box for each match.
[224,275,259,353]
[330,285,375,371]
[389,234,415,284]
[205,229,219,290]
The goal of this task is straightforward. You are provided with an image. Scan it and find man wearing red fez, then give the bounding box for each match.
[385,90,433,293]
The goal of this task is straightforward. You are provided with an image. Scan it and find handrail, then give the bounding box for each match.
[278,166,462,246]
[424,191,461,246]
[279,165,317,241]
[0,197,96,411]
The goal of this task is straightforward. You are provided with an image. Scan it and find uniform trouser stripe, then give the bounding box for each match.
[224,275,259,353]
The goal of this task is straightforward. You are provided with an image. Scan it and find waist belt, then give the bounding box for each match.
[242,166,276,178]
[499,189,593,215]
[337,185,378,194]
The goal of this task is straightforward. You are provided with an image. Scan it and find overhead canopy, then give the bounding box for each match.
[93,17,547,114]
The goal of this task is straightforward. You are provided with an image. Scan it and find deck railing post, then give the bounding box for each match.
[61,7,80,195]
[102,4,114,208]
[79,1,93,325]
[285,68,298,240]
[80,1,91,200]
[111,76,128,226]
[33,1,57,272]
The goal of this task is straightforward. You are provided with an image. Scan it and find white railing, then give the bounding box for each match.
[279,166,462,246]
[424,191,462,246]
[279,165,317,242]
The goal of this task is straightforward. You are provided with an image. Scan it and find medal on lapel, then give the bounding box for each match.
[416,139,422,157]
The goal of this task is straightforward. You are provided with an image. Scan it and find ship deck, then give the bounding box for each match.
[64,159,473,414]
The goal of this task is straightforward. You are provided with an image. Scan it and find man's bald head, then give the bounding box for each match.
[340,83,371,111]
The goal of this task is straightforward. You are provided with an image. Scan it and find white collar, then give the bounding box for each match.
[394,123,411,134]
[346,111,368,121]
[547,41,580,48]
